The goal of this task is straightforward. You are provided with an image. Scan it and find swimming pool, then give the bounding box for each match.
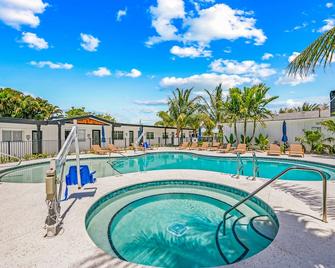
[0,152,333,183]
[85,180,279,267]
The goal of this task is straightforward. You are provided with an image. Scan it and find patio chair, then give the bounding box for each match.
[199,142,209,151]
[267,144,281,156]
[91,145,109,155]
[232,144,247,154]
[288,144,304,157]
[209,141,221,151]
[219,143,231,153]
[107,144,125,153]
[178,141,189,150]
[188,142,199,150]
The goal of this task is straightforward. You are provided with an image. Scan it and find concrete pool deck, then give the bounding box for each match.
[0,148,335,267]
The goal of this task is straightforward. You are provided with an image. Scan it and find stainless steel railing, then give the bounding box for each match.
[235,152,244,178]
[0,152,22,167]
[222,166,328,235]
[252,152,259,180]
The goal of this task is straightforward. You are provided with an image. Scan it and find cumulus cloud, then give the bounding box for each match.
[21,32,48,49]
[80,33,100,52]
[116,68,142,78]
[262,53,273,60]
[184,4,266,46]
[87,67,111,77]
[276,72,316,86]
[0,0,48,29]
[160,73,260,90]
[318,19,335,33]
[209,59,276,78]
[146,0,185,46]
[116,8,127,21]
[30,61,73,69]
[147,2,266,47]
[326,2,334,8]
[288,51,300,63]
[170,45,211,58]
[133,99,168,106]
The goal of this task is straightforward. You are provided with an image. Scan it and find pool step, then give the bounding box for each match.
[233,215,277,259]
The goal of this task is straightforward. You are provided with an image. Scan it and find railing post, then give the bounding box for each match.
[323,175,328,223]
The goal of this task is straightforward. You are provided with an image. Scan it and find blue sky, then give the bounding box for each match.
[0,0,334,124]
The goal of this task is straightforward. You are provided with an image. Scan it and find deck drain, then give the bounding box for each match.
[167,223,188,237]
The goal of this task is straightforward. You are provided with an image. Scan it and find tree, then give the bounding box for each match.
[240,86,255,144]
[321,119,335,133]
[65,106,116,122]
[155,111,174,127]
[250,84,278,143]
[167,88,201,138]
[200,84,225,142]
[0,88,61,120]
[224,87,242,143]
[288,26,335,76]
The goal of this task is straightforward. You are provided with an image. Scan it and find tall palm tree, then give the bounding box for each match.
[157,88,201,141]
[200,84,225,142]
[249,84,278,143]
[240,86,255,143]
[155,111,174,127]
[224,87,242,144]
[187,113,203,137]
[294,102,320,112]
[288,26,335,76]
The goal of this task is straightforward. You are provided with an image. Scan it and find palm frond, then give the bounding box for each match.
[288,26,335,76]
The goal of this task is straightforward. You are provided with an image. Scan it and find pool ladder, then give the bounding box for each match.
[234,153,244,178]
[251,152,259,180]
[222,166,328,235]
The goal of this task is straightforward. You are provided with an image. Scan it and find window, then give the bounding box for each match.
[146,132,154,139]
[2,130,23,142]
[78,129,86,142]
[113,131,124,140]
[162,133,169,139]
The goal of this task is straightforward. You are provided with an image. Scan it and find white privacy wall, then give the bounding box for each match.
[223,118,331,143]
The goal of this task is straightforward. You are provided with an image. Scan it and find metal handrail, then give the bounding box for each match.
[222,166,328,235]
[0,152,22,167]
[252,152,259,180]
[235,152,244,178]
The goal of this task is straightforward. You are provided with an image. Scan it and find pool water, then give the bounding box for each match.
[86,180,279,267]
[1,152,333,183]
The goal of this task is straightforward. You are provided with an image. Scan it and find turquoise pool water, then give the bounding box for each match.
[0,152,333,183]
[86,180,279,267]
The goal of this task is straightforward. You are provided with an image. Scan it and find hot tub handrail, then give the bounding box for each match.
[222,166,328,235]
[0,152,22,167]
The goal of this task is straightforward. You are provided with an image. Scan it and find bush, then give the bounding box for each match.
[255,134,269,150]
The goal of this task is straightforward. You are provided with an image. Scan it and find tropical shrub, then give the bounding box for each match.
[255,134,269,150]
[240,135,252,148]
[295,130,334,154]
[224,134,236,145]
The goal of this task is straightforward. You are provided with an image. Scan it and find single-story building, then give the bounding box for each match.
[0,116,194,157]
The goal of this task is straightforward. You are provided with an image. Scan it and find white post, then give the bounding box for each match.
[73,120,81,188]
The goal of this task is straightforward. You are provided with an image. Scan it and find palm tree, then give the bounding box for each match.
[155,111,174,127]
[200,84,225,142]
[187,113,203,137]
[250,84,278,143]
[321,119,335,133]
[224,87,242,144]
[288,27,335,76]
[240,86,255,144]
[294,102,320,112]
[156,88,201,142]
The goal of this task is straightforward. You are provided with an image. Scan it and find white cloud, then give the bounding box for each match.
[318,19,335,33]
[0,0,48,29]
[170,45,211,58]
[146,0,185,46]
[288,51,300,63]
[184,3,267,46]
[134,99,168,106]
[160,73,260,90]
[147,2,266,47]
[30,61,73,70]
[80,33,100,52]
[262,53,274,60]
[276,72,316,86]
[117,68,142,78]
[21,32,48,49]
[87,67,111,77]
[270,96,328,110]
[209,59,276,78]
[326,2,334,8]
[116,8,127,21]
